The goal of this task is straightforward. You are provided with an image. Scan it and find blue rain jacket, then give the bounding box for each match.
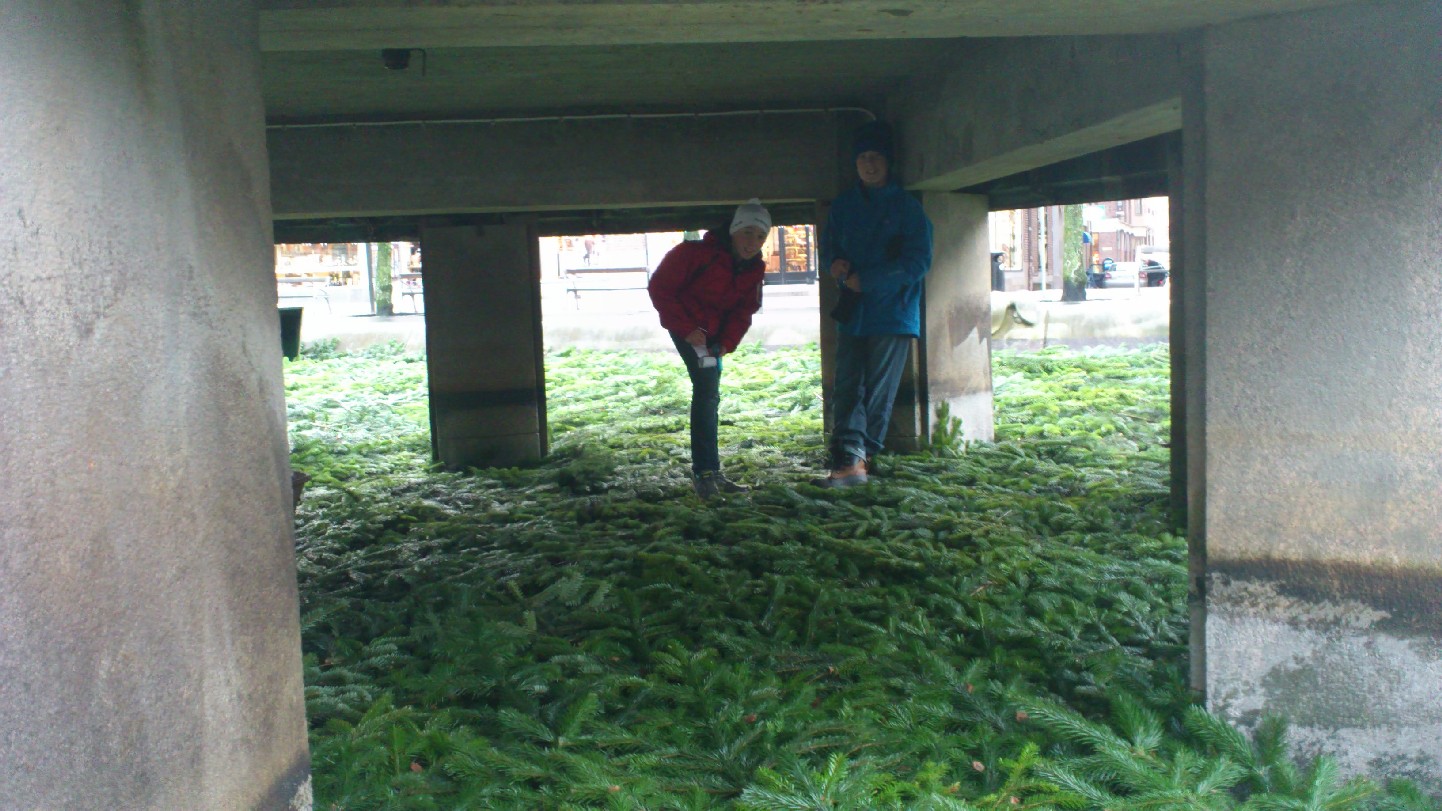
[819,180,933,337]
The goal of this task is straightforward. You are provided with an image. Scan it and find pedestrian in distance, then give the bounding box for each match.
[811,120,934,488]
[648,199,772,499]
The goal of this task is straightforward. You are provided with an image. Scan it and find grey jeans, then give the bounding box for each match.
[829,332,912,468]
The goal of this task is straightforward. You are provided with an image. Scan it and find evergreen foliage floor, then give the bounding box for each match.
[286,342,1435,810]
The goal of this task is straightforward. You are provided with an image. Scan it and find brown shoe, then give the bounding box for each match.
[808,460,869,489]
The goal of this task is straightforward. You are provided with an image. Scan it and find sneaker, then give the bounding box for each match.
[808,461,869,489]
[810,471,869,488]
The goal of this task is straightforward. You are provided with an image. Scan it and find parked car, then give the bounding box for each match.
[1103,259,1168,288]
[1137,246,1170,287]
[1103,260,1140,287]
[1140,259,1169,287]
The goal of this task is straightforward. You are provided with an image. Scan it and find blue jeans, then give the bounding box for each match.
[670,332,722,474]
[830,332,912,468]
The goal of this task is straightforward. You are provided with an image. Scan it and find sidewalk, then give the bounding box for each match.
[540,279,821,352]
[289,278,1169,353]
[990,287,1170,349]
[291,276,824,353]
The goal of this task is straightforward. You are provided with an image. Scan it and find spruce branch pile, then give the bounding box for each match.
[285,341,1432,810]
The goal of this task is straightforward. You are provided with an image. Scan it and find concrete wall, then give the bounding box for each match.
[890,35,1182,191]
[1192,0,1442,785]
[0,2,311,808]
[269,114,852,219]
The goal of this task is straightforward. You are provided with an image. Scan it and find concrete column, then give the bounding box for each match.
[1191,0,1442,787]
[0,2,310,809]
[1167,119,1207,694]
[922,193,995,442]
[817,200,840,438]
[422,223,547,467]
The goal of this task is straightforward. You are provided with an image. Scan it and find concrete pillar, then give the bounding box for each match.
[922,193,995,443]
[817,200,840,439]
[1166,123,1206,692]
[1188,0,1442,787]
[422,223,548,467]
[0,2,310,809]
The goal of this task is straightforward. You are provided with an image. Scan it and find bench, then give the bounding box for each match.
[275,275,331,312]
[561,265,650,308]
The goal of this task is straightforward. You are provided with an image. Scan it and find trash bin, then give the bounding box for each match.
[279,307,303,360]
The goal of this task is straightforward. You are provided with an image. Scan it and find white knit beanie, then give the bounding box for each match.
[729,198,772,234]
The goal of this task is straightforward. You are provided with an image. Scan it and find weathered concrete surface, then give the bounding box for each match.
[257,0,1358,51]
[923,193,995,441]
[253,0,1352,128]
[1208,568,1442,783]
[269,115,851,219]
[0,1,311,809]
[891,35,1182,191]
[1193,0,1442,786]
[1198,0,1442,570]
[422,223,548,468]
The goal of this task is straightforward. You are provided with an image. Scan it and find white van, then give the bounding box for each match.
[1138,244,1170,266]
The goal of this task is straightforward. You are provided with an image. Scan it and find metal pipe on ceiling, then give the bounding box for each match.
[266,106,876,130]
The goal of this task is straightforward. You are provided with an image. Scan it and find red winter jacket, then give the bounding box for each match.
[647,231,765,354]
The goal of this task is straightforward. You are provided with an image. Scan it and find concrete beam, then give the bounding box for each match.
[890,35,1182,192]
[268,114,851,219]
[959,134,1173,210]
[257,0,1357,50]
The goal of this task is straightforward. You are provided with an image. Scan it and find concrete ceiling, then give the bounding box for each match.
[259,0,1351,123]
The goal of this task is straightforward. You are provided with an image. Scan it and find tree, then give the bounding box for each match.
[1061,204,1087,302]
[374,242,394,316]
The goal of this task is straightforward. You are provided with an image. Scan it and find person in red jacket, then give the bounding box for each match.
[648,199,771,499]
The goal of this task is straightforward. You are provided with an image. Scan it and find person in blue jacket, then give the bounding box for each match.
[811,120,934,488]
